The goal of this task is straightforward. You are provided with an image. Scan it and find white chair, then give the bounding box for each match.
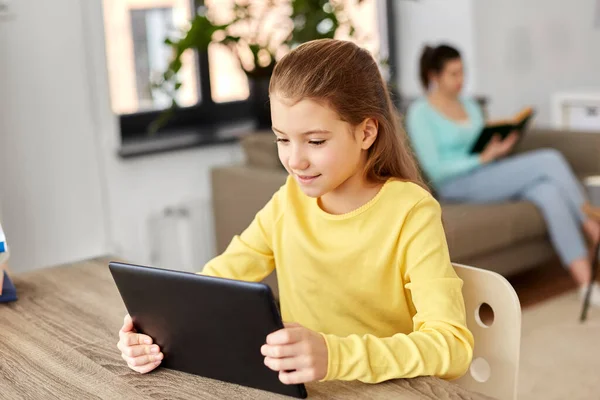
[452,263,522,400]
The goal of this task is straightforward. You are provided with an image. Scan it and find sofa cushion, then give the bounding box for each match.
[441,201,547,261]
[241,133,284,170]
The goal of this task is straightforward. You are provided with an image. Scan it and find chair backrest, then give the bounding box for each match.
[452,263,522,400]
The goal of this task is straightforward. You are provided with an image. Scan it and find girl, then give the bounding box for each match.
[406,44,600,306]
[117,39,474,385]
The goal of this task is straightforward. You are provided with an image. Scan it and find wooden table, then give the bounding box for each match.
[0,257,494,399]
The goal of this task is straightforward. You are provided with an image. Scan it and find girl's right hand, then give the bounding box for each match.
[117,314,164,373]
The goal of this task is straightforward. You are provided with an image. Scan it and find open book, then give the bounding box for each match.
[470,107,536,153]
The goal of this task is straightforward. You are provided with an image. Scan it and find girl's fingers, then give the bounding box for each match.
[128,356,162,374]
[264,355,311,372]
[118,315,161,374]
[122,332,153,346]
[279,369,317,385]
[261,342,305,358]
[121,314,134,333]
[118,342,160,358]
[266,327,304,346]
[123,352,164,368]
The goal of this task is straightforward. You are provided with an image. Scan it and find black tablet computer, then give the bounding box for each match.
[109,261,307,399]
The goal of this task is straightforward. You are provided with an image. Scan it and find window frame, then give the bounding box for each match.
[117,0,400,145]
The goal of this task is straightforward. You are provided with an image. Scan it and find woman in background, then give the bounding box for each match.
[406,44,600,305]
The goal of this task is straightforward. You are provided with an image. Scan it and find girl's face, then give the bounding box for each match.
[431,58,464,95]
[270,95,377,199]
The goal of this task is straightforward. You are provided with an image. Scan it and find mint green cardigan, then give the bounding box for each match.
[406,97,485,188]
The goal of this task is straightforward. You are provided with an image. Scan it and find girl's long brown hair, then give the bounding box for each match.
[269,39,426,190]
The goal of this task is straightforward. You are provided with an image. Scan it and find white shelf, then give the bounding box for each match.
[552,92,600,132]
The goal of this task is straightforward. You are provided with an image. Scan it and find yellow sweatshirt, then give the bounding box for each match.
[202,176,474,383]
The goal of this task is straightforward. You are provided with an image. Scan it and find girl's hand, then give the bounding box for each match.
[261,322,328,384]
[117,314,164,373]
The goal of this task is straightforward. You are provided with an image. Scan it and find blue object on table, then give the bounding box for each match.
[1,271,17,303]
[0,222,6,256]
[0,221,15,303]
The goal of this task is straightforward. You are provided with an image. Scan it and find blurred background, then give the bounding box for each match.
[0,0,598,273]
[2,2,600,398]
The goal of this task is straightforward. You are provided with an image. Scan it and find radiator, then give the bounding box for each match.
[147,198,216,273]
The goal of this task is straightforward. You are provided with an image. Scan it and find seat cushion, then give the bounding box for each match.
[441,201,547,261]
[241,133,284,170]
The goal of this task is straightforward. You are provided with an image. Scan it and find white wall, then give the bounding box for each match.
[0,0,109,272]
[473,0,600,123]
[100,144,242,268]
[395,0,477,97]
[0,0,245,272]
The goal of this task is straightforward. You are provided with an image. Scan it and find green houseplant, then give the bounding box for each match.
[151,0,367,132]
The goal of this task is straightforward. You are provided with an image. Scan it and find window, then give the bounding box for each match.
[337,0,381,57]
[103,0,199,115]
[102,0,397,148]
[130,7,194,111]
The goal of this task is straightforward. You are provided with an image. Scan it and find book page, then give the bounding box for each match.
[486,107,533,127]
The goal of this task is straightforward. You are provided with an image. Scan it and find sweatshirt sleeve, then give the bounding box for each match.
[320,195,474,383]
[200,187,283,282]
[406,104,481,185]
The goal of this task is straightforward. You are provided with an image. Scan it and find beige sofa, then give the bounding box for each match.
[211,128,600,294]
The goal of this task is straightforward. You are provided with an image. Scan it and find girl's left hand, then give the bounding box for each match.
[261,322,328,384]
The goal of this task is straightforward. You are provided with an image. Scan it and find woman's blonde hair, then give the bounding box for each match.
[269,39,426,189]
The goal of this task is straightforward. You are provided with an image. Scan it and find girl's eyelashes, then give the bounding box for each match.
[274,138,326,146]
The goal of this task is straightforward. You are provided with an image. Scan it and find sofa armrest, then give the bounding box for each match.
[211,165,287,253]
[516,128,600,176]
[240,132,283,169]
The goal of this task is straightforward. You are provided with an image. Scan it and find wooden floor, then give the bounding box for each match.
[471,258,584,326]
[507,257,579,309]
